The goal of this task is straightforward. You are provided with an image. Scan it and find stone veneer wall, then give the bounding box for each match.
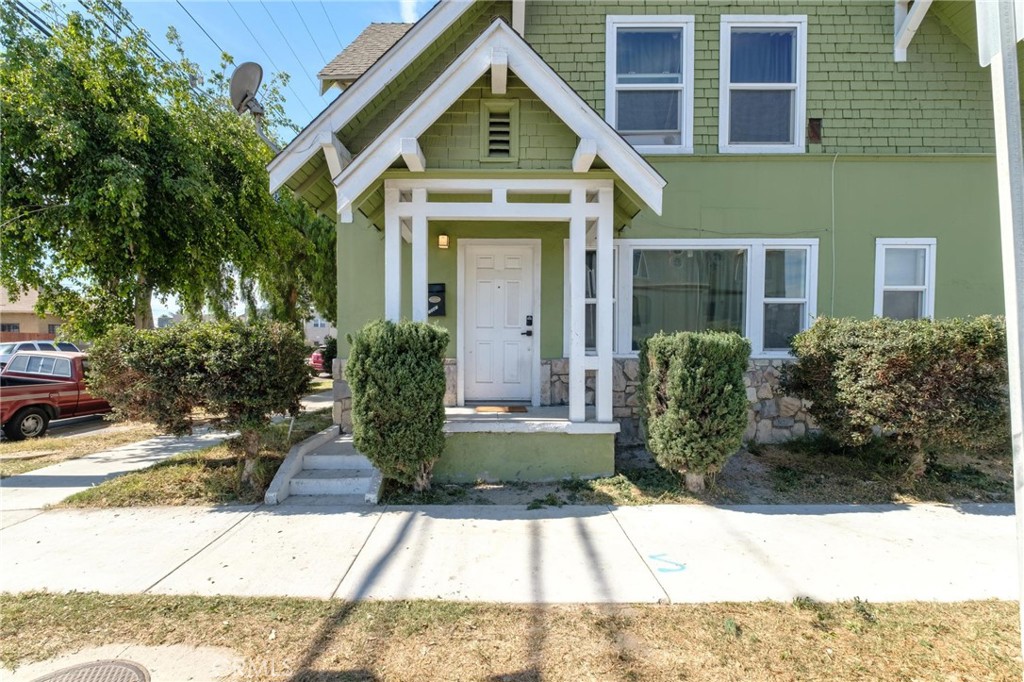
[335,356,815,445]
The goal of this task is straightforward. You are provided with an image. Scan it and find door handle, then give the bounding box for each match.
[521,330,533,337]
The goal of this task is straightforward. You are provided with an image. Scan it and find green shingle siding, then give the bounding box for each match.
[526,0,995,154]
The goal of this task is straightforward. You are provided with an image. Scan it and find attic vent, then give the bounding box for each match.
[488,110,512,157]
[480,99,519,163]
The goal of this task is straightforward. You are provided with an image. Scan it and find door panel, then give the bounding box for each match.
[464,244,535,401]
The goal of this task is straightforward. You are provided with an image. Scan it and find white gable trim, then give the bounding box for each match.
[334,20,665,218]
[268,0,475,194]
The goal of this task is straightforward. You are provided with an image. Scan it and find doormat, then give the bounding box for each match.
[474,405,528,414]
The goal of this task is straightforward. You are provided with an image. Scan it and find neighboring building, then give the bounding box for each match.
[269,0,1022,481]
[156,313,185,328]
[0,287,64,339]
[304,316,337,345]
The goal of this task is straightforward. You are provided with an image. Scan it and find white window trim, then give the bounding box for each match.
[718,15,808,155]
[605,14,695,155]
[873,238,937,319]
[562,240,619,357]
[614,238,818,359]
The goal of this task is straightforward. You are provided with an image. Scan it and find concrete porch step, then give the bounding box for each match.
[303,453,374,470]
[278,493,367,506]
[289,469,375,497]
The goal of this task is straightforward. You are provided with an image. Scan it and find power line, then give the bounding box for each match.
[291,0,327,64]
[226,0,315,120]
[13,1,52,37]
[174,0,228,59]
[258,0,321,92]
[318,0,342,48]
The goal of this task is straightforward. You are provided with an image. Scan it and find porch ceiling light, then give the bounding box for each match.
[438,233,450,249]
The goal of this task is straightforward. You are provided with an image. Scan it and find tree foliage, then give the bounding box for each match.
[0,0,336,336]
[88,320,312,486]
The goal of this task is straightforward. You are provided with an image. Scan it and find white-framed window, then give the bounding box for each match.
[874,238,936,320]
[564,239,818,358]
[311,317,328,329]
[719,15,808,154]
[605,15,695,154]
[563,243,618,355]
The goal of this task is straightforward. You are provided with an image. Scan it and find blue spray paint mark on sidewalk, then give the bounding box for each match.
[648,553,686,573]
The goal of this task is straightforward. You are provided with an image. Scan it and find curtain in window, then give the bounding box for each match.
[730,29,795,83]
[617,30,681,82]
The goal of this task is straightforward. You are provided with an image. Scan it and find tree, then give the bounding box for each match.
[0,0,304,337]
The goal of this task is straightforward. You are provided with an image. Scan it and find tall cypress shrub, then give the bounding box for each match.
[345,319,449,491]
[639,331,751,492]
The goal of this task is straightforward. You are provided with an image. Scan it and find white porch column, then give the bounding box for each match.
[411,188,428,322]
[384,187,402,320]
[595,187,614,422]
[568,189,587,422]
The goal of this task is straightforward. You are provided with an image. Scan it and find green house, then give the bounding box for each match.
[269,0,1020,483]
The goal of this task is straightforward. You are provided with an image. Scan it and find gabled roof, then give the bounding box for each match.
[334,19,665,217]
[268,0,477,194]
[318,23,412,91]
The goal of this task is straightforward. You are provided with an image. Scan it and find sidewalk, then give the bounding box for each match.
[0,501,1014,603]
[0,430,227,525]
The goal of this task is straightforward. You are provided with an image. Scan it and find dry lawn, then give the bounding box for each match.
[385,435,1014,508]
[1,593,1018,681]
[0,422,160,478]
[58,409,334,508]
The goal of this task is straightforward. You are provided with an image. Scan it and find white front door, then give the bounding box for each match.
[464,243,536,401]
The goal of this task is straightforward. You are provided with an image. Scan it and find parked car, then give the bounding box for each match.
[308,347,325,374]
[0,351,110,440]
[0,340,80,369]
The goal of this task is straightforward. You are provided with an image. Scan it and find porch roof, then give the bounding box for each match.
[331,19,664,222]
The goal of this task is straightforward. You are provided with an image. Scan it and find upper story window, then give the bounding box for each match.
[605,15,695,154]
[719,16,808,154]
[874,238,936,320]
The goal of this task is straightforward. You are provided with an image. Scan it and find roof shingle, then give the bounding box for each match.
[318,23,413,84]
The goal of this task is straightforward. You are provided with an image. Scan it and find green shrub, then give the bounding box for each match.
[89,320,312,487]
[345,319,449,491]
[783,316,1008,476]
[322,335,338,374]
[638,331,751,491]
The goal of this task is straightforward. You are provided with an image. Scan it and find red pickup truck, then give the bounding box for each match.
[0,351,111,440]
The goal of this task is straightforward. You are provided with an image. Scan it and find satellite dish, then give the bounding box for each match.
[230,61,263,114]
[229,62,279,153]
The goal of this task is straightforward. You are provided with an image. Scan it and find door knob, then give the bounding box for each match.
[521,330,533,337]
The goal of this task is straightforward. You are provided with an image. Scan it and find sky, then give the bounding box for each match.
[24,0,432,318]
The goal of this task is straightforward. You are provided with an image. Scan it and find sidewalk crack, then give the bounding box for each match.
[329,505,387,599]
[608,506,671,605]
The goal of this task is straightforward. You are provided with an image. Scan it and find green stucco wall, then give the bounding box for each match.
[525,0,996,155]
[433,432,616,482]
[336,157,1003,358]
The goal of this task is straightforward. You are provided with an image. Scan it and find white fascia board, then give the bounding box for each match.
[267,0,475,193]
[401,138,426,172]
[335,20,666,218]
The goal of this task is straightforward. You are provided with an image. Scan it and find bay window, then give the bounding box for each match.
[605,15,695,154]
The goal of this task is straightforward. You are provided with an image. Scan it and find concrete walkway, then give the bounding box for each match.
[0,431,228,525]
[0,502,1014,603]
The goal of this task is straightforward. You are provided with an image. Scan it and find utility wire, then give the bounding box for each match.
[318,0,342,48]
[291,0,327,64]
[175,0,228,59]
[227,0,315,119]
[258,0,320,92]
[14,1,53,36]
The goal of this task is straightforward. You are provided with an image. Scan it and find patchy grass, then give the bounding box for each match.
[0,423,160,478]
[1,592,1019,681]
[59,409,334,508]
[383,434,1012,508]
[309,377,333,392]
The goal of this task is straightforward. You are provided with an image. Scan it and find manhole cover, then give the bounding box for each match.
[30,660,150,682]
